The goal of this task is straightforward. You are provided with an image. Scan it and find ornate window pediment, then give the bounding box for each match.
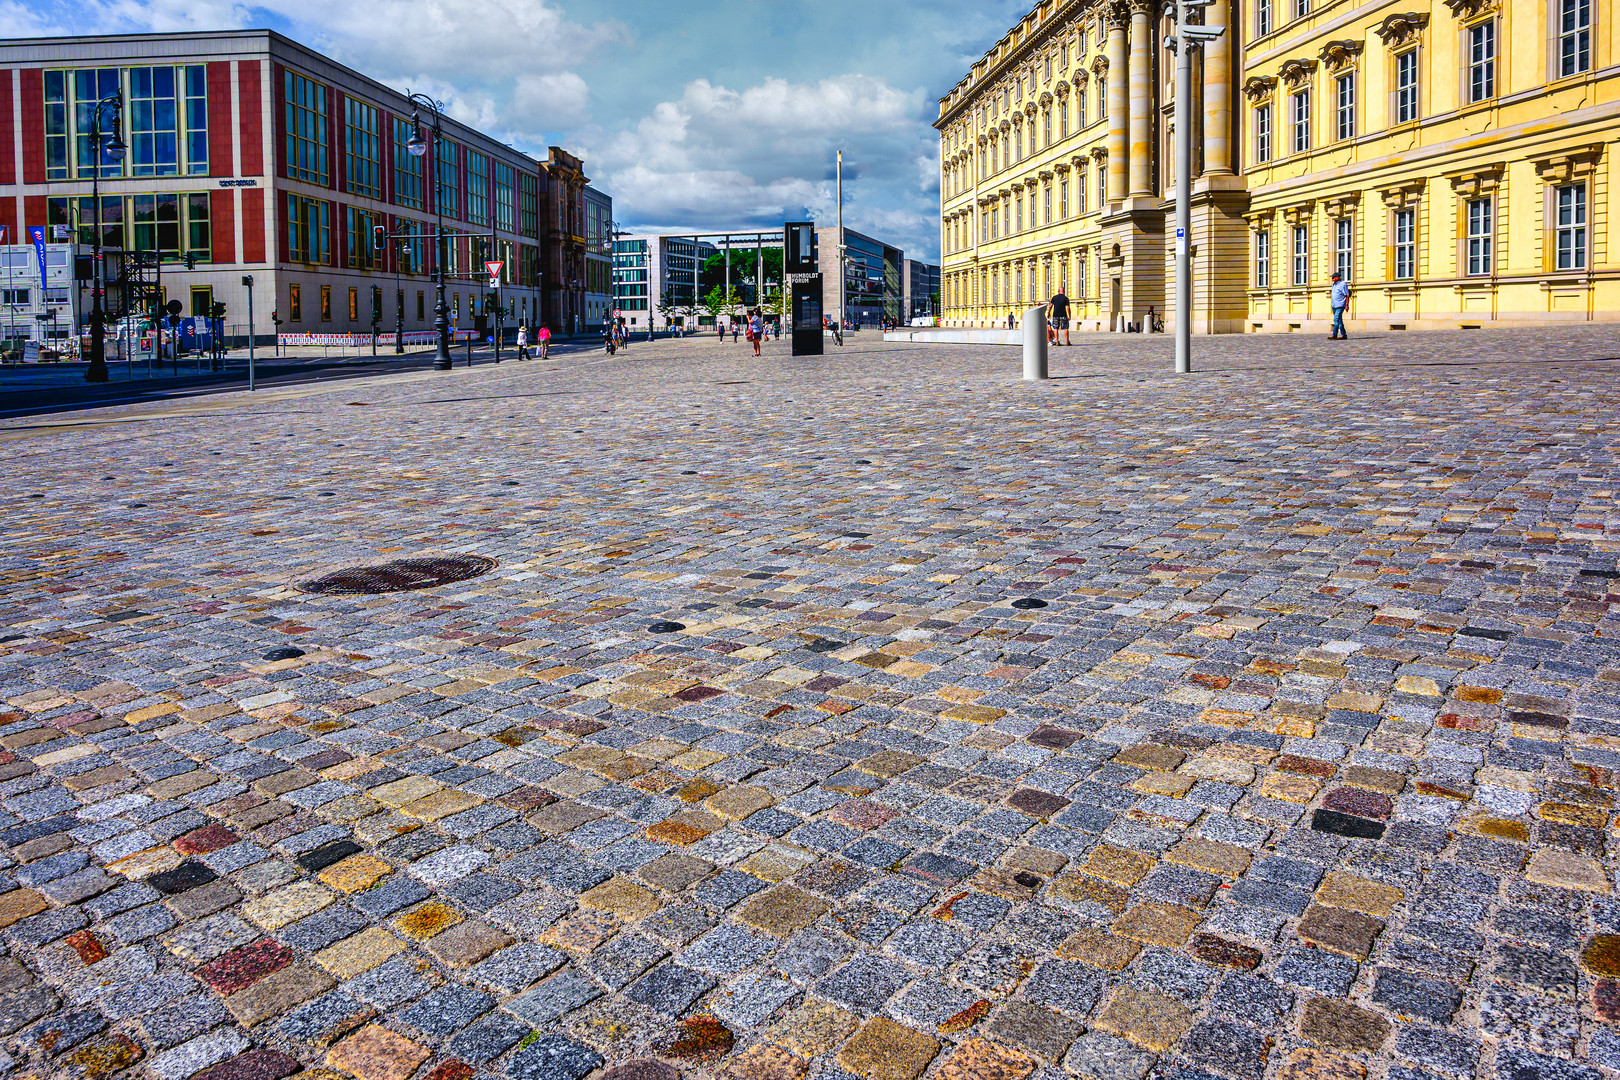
[1532,145,1603,184]
[1375,12,1430,47]
[1445,163,1504,196]
[1245,208,1276,231]
[1379,178,1426,208]
[1442,0,1498,18]
[1323,193,1361,218]
[1279,58,1318,88]
[1243,75,1277,103]
[1282,201,1315,225]
[1091,54,1109,77]
[1088,146,1108,162]
[1317,40,1363,73]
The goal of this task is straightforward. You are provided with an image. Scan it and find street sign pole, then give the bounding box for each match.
[244,274,255,391]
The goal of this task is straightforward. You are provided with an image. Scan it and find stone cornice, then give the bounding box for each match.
[1317,40,1363,73]
[1242,75,1277,103]
[1279,58,1318,88]
[1379,178,1427,207]
[1445,162,1504,195]
[1374,12,1430,48]
[1532,145,1604,183]
[1442,0,1498,19]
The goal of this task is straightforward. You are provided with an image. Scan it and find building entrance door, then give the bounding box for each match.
[1110,278,1121,329]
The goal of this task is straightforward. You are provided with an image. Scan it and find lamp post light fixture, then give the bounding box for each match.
[85,92,126,384]
[405,92,453,371]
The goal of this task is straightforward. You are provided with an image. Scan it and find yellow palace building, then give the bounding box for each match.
[937,0,1620,333]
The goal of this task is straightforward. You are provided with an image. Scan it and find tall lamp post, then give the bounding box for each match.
[404,93,453,370]
[1167,0,1224,374]
[85,93,126,383]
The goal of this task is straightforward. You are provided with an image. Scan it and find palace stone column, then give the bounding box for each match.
[1128,0,1153,197]
[1202,0,1233,175]
[1106,6,1128,205]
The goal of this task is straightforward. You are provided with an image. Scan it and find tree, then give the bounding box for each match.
[656,289,677,327]
[702,284,729,324]
[700,248,783,299]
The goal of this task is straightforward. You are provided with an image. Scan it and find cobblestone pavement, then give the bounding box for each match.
[1,325,1619,1080]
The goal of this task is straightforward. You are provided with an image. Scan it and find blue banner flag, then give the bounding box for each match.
[27,226,46,291]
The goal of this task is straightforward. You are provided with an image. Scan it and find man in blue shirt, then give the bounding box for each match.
[1329,273,1351,339]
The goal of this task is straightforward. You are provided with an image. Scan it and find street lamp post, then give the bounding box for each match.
[85,93,126,383]
[405,93,453,371]
[1167,0,1224,374]
[394,236,406,353]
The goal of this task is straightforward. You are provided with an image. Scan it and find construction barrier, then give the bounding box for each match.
[276,330,476,348]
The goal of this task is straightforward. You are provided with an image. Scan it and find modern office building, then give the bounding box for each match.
[611,233,714,329]
[937,0,1620,333]
[903,259,941,320]
[0,29,598,341]
[0,240,76,353]
[817,225,903,326]
[583,185,612,330]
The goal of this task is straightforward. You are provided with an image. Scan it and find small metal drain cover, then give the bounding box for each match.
[263,646,306,661]
[1011,598,1049,610]
[648,621,686,634]
[300,555,496,595]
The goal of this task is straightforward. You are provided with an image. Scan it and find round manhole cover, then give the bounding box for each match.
[1011,598,1049,610]
[300,555,497,595]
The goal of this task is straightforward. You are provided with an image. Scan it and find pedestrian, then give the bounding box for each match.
[731,320,739,343]
[1007,311,1016,330]
[1049,288,1071,346]
[717,321,724,342]
[538,325,550,358]
[749,309,763,357]
[1328,272,1351,339]
[516,324,529,360]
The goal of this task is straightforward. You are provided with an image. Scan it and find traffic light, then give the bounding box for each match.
[184,252,197,270]
[373,225,387,252]
[370,285,382,324]
[211,302,226,320]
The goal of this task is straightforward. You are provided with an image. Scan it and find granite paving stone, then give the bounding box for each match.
[0,328,1617,1080]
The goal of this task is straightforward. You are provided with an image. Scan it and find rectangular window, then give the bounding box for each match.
[1394,208,1416,279]
[1335,217,1353,280]
[1044,185,1052,225]
[132,193,181,259]
[1335,73,1355,141]
[1292,225,1309,286]
[74,68,123,179]
[466,149,489,226]
[344,98,380,198]
[1256,0,1272,36]
[1015,196,1023,232]
[1255,103,1272,162]
[1466,197,1492,275]
[44,70,67,180]
[129,66,180,177]
[1077,169,1088,214]
[1078,250,1087,296]
[1256,230,1271,287]
[321,284,331,321]
[1077,87,1086,128]
[436,139,459,219]
[288,194,331,265]
[1098,163,1106,204]
[1060,178,1069,218]
[1468,21,1496,101]
[1555,184,1587,269]
[494,161,516,232]
[348,286,358,322]
[1292,0,1309,19]
[187,192,210,261]
[284,71,329,184]
[346,206,378,271]
[1559,0,1592,77]
[392,117,423,209]
[1291,91,1310,153]
[184,65,207,175]
[290,283,301,321]
[417,291,425,321]
[1394,51,1419,124]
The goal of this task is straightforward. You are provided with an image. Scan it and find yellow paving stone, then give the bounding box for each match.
[393,900,463,940]
[737,844,819,882]
[244,880,335,931]
[937,686,983,704]
[1113,902,1202,947]
[125,702,181,724]
[705,785,776,821]
[318,854,394,893]
[1525,849,1610,893]
[107,841,190,880]
[1539,802,1608,828]
[1208,743,1276,765]
[1315,872,1404,918]
[942,703,1007,724]
[315,926,406,979]
[630,738,687,760]
[1082,844,1157,887]
[669,749,726,771]
[1093,985,1193,1051]
[1057,925,1141,970]
[401,789,482,821]
[1394,676,1441,697]
[579,877,660,920]
[1131,772,1196,797]
[1260,772,1322,803]
[1179,757,1255,785]
[1461,815,1530,843]
[1165,837,1252,877]
[1325,691,1382,712]
[369,776,443,808]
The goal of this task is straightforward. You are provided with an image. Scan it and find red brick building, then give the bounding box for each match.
[0,29,601,336]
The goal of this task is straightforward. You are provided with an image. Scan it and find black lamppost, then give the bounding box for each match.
[394,236,406,353]
[85,93,126,383]
[405,93,452,370]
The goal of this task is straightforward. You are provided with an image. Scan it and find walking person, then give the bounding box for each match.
[731,320,739,344]
[717,320,725,343]
[1049,288,1071,346]
[1328,272,1352,339]
[538,324,550,358]
[516,324,529,360]
[748,309,764,357]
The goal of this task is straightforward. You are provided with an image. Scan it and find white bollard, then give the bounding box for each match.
[1022,304,1049,381]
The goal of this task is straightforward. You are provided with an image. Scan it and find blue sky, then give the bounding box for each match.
[5,0,1031,260]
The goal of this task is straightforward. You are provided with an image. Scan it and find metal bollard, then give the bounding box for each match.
[1022,303,1049,381]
